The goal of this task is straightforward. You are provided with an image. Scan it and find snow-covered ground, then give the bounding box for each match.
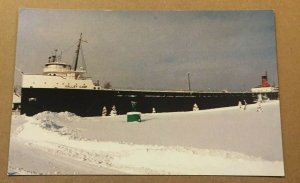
[8,100,284,176]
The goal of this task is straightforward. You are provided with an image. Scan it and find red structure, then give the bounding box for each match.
[261,72,271,87]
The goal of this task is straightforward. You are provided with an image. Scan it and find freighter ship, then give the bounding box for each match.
[20,34,279,117]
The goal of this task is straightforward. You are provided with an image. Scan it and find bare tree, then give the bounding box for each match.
[103,82,112,89]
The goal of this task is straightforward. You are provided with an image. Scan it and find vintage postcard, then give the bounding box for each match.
[8,9,284,176]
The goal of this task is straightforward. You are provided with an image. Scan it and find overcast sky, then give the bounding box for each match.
[15,9,278,91]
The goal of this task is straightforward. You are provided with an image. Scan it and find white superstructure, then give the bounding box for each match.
[22,74,99,90]
[251,86,279,93]
[22,34,101,90]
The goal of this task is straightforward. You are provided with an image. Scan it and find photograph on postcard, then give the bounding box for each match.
[8,9,284,176]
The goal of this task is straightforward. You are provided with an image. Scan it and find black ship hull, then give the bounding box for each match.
[21,88,279,117]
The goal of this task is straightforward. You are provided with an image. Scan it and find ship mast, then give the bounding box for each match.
[187,72,191,91]
[74,33,83,71]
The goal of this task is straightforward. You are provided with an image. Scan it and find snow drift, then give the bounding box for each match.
[8,101,284,175]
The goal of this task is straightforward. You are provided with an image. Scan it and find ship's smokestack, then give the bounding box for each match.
[261,71,270,87]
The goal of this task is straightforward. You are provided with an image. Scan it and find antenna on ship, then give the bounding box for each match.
[58,51,62,61]
[48,49,58,63]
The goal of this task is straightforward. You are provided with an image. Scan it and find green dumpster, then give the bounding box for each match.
[127,112,141,122]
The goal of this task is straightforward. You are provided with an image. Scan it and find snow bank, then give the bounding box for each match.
[9,108,284,175]
[32,111,81,138]
[34,111,81,124]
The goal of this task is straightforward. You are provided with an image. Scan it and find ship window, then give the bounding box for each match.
[44,82,47,84]
[94,87,96,90]
[53,74,56,76]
